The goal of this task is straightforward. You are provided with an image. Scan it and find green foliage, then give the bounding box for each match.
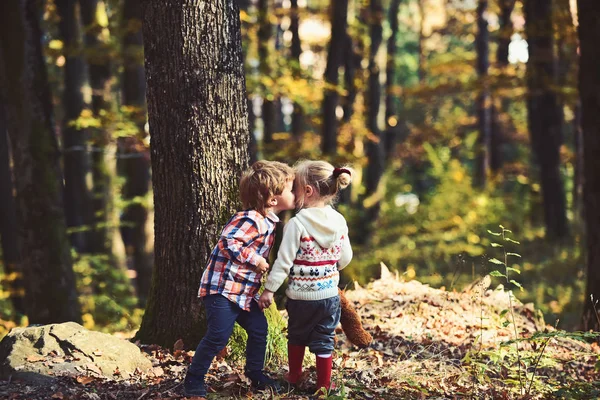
[227,303,288,370]
[73,253,141,333]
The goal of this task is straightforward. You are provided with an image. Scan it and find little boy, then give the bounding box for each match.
[184,160,295,398]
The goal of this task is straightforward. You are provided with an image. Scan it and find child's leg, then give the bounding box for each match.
[236,300,268,374]
[287,343,305,384]
[307,296,341,392]
[185,295,239,395]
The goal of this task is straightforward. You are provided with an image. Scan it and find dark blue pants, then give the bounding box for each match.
[188,294,268,377]
[286,296,341,355]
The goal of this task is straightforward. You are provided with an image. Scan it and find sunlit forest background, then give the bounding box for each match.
[0,0,587,337]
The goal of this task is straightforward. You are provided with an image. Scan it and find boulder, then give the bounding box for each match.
[0,322,152,383]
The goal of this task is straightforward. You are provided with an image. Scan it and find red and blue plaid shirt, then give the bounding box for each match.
[198,209,280,311]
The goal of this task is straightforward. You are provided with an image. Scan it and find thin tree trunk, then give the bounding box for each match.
[80,0,117,255]
[524,0,568,240]
[417,0,426,83]
[0,105,25,316]
[579,0,600,332]
[384,0,402,160]
[136,0,250,349]
[290,0,304,139]
[491,0,516,173]
[341,33,361,124]
[258,0,275,145]
[321,0,349,155]
[0,0,81,324]
[119,0,152,307]
[474,0,491,187]
[56,0,93,253]
[360,0,385,243]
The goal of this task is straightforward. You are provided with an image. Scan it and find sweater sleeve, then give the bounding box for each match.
[263,219,302,292]
[337,230,353,271]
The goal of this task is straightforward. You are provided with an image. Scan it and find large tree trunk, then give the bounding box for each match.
[119,0,153,307]
[0,0,81,324]
[578,0,600,331]
[474,0,491,187]
[257,0,275,145]
[321,0,349,155]
[136,0,250,349]
[524,0,568,240]
[56,0,93,253]
[0,105,25,316]
[384,0,402,160]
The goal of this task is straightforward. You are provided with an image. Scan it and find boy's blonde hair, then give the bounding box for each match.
[294,160,353,209]
[240,160,295,215]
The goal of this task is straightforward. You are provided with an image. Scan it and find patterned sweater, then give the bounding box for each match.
[264,206,352,301]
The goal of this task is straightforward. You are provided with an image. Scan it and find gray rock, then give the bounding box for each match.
[0,322,152,383]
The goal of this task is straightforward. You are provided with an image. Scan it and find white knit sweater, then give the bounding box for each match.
[264,206,352,301]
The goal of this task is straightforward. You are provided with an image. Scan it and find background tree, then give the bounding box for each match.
[56,0,93,253]
[321,0,349,155]
[118,0,152,307]
[524,0,568,240]
[578,0,600,331]
[0,0,81,324]
[135,0,250,349]
[474,0,491,187]
[0,107,24,316]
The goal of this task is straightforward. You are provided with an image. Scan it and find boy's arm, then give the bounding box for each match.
[263,220,302,293]
[337,230,353,270]
[218,214,266,268]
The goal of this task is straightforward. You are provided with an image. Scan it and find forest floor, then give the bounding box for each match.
[1,264,599,400]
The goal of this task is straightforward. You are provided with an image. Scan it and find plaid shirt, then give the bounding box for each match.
[198,209,280,311]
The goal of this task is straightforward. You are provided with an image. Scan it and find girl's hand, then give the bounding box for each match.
[258,290,274,310]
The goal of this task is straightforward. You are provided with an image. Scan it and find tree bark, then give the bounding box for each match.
[524,0,568,240]
[578,0,600,331]
[135,0,250,349]
[119,0,153,307]
[474,0,491,187]
[0,104,25,316]
[0,0,81,324]
[321,0,349,155]
[56,0,93,254]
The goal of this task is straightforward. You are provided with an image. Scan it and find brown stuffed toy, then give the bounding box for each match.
[338,288,372,348]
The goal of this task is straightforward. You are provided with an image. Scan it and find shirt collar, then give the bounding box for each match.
[266,211,280,223]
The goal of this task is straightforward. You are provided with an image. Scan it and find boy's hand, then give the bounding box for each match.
[255,257,269,274]
[258,290,274,310]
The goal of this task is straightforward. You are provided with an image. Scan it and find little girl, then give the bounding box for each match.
[258,160,353,394]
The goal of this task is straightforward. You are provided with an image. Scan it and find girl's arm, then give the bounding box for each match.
[263,219,302,292]
[337,231,353,270]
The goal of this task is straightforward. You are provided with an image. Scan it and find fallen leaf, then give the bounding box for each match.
[51,392,64,399]
[76,376,95,385]
[26,355,45,363]
[173,339,184,351]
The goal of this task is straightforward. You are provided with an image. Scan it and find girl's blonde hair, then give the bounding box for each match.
[294,160,353,208]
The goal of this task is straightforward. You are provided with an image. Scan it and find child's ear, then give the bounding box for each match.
[268,196,278,206]
[305,185,314,197]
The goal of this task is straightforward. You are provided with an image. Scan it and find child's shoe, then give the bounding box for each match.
[183,371,207,398]
[246,370,283,393]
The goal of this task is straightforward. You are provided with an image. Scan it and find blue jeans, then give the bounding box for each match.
[286,296,341,354]
[188,294,268,377]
